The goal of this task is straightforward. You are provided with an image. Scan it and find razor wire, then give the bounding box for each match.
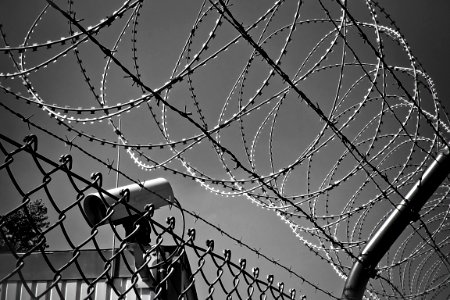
[1,0,450,299]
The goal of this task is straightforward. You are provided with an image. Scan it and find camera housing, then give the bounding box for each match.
[83,177,174,227]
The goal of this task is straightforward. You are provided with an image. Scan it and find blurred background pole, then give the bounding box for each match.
[111,119,121,279]
[341,146,450,300]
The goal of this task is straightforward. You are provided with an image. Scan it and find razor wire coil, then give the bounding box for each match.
[1,0,450,298]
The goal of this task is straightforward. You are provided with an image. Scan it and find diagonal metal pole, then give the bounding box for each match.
[341,146,450,300]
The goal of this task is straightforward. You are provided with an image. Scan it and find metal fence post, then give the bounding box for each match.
[341,146,450,300]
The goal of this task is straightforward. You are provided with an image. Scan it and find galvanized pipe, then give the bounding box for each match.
[341,147,450,300]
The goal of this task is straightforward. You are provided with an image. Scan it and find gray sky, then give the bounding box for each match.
[1,1,449,298]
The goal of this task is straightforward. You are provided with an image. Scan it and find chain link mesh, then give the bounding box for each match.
[0,133,303,299]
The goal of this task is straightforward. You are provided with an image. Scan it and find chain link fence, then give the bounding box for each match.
[0,132,303,299]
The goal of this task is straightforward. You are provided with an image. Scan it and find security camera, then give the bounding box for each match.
[83,178,177,289]
[83,177,174,227]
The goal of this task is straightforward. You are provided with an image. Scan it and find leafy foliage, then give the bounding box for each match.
[0,199,50,252]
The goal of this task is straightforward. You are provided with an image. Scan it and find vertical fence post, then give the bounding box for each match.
[341,147,450,300]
